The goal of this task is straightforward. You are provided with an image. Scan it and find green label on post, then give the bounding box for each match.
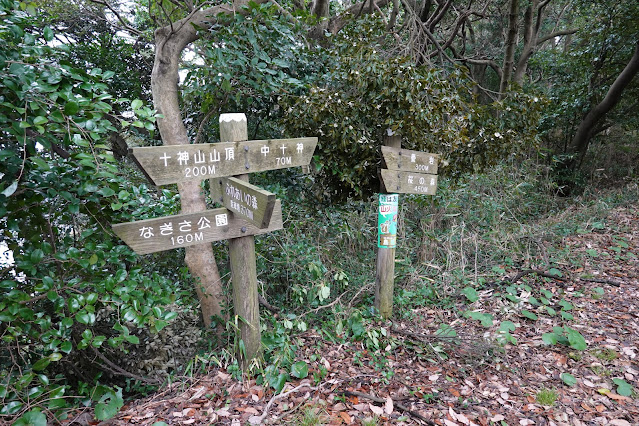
[377,194,399,248]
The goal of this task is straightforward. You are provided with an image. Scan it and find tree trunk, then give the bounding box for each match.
[150,1,267,327]
[499,0,519,96]
[569,40,639,167]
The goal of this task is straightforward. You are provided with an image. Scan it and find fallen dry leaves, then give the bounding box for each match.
[73,206,638,425]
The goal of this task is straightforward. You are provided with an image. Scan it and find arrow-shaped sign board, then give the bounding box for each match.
[112,201,283,255]
[381,146,439,175]
[131,137,318,186]
[380,169,438,195]
[213,177,276,229]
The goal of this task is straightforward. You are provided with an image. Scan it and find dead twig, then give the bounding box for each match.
[251,383,318,424]
[340,389,435,425]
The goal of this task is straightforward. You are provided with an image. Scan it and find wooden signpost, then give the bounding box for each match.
[113,113,317,366]
[375,134,440,319]
[130,137,317,186]
[112,201,283,255]
[217,177,277,229]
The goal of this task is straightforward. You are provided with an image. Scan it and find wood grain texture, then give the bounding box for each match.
[218,177,276,228]
[112,201,283,255]
[380,169,438,195]
[375,133,401,319]
[131,137,318,186]
[381,145,439,174]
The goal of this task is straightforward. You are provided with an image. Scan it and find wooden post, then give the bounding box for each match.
[375,131,401,319]
[220,113,261,367]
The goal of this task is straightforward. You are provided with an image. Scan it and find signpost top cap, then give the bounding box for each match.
[220,113,247,123]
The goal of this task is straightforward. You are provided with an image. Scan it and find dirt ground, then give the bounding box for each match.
[85,205,638,426]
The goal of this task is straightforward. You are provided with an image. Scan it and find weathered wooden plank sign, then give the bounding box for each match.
[131,137,318,186]
[375,132,441,320]
[380,169,438,195]
[112,200,283,255]
[381,146,439,174]
[216,177,276,228]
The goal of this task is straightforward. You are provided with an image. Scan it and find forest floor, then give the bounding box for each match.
[98,204,638,426]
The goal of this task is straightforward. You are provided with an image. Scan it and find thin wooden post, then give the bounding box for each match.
[219,113,261,367]
[375,131,401,319]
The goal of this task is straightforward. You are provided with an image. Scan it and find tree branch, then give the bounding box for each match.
[90,0,142,36]
[536,28,578,46]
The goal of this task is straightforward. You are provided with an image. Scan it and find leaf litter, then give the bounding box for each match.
[76,207,638,425]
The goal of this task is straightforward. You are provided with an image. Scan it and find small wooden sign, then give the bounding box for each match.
[131,137,318,186]
[381,146,439,174]
[216,177,276,228]
[112,201,283,255]
[380,169,438,195]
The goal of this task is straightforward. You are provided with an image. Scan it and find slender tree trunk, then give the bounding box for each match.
[569,40,639,167]
[150,0,266,327]
[499,0,519,96]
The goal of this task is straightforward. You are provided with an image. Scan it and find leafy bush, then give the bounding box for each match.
[0,2,194,420]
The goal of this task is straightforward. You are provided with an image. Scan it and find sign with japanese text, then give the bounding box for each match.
[112,201,283,255]
[131,137,318,186]
[381,146,439,175]
[377,194,399,248]
[380,170,438,195]
[214,177,276,228]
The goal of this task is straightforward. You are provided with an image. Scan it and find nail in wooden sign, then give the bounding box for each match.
[112,201,283,255]
[131,137,318,186]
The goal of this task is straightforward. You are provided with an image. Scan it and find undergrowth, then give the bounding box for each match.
[213,157,638,396]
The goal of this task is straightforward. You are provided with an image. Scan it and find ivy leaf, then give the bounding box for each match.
[290,361,309,379]
[612,378,633,396]
[462,286,479,303]
[565,327,587,351]
[560,373,577,387]
[542,332,558,345]
[94,387,123,420]
[14,409,47,426]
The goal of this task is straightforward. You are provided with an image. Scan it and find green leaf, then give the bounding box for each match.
[547,267,562,277]
[271,373,288,393]
[565,327,587,351]
[94,387,124,420]
[125,335,139,344]
[498,321,516,332]
[612,378,633,396]
[131,99,143,110]
[43,26,54,42]
[60,341,72,353]
[468,311,493,327]
[2,181,18,197]
[64,101,80,115]
[290,361,309,379]
[560,373,577,387]
[462,286,479,303]
[32,357,51,371]
[521,310,538,321]
[14,409,47,426]
[542,332,558,345]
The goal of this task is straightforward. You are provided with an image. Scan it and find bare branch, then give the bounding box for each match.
[90,0,142,36]
[536,28,578,46]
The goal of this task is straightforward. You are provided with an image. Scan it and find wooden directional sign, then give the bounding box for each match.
[380,169,438,195]
[131,137,318,186]
[112,200,283,255]
[381,146,439,175]
[215,177,276,228]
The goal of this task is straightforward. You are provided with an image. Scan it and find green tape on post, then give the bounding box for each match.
[377,193,399,248]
